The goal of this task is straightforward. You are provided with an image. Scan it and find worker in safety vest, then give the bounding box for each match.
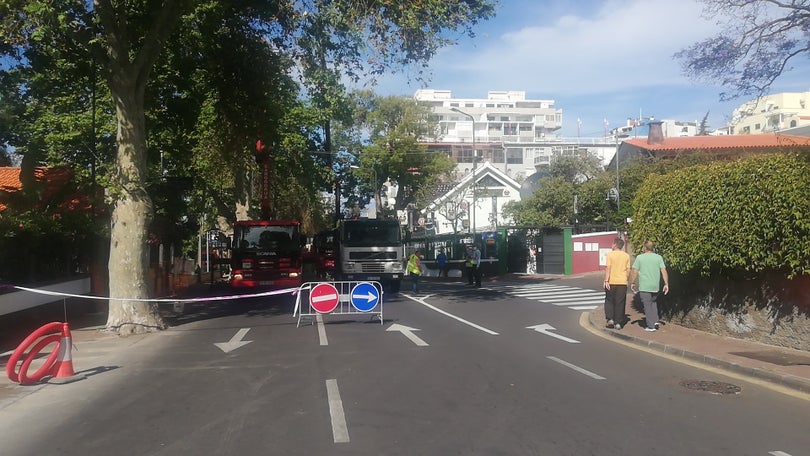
[464,245,475,285]
[407,249,422,293]
[471,243,482,287]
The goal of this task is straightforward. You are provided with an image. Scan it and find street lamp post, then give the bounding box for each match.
[451,107,476,236]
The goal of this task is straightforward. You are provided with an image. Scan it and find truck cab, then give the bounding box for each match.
[229,220,303,289]
[337,218,403,292]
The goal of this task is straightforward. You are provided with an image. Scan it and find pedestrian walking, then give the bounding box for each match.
[629,240,670,332]
[407,249,422,293]
[471,243,482,287]
[436,248,448,277]
[603,237,631,330]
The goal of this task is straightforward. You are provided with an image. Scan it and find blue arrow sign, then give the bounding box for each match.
[350,282,380,312]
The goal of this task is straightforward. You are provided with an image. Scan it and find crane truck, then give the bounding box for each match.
[228,138,303,290]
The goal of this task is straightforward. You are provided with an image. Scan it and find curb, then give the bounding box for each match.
[586,311,810,396]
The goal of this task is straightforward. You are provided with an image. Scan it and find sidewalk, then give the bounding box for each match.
[475,272,810,397]
[584,297,810,397]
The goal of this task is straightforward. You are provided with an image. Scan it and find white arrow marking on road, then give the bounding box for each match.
[351,291,377,303]
[526,324,580,343]
[214,328,253,353]
[387,323,429,346]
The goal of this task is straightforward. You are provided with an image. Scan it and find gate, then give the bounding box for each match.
[505,226,572,274]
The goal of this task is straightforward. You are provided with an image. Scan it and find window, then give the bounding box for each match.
[755,123,761,130]
[506,148,523,164]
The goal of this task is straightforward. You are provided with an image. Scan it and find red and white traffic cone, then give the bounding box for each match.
[48,323,85,384]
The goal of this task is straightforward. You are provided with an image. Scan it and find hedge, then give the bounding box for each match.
[630,153,810,278]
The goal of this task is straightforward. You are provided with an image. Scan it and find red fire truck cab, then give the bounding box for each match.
[229,220,303,289]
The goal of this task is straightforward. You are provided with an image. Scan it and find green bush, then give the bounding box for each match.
[631,153,810,278]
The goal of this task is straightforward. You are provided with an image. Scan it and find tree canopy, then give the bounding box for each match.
[503,151,611,228]
[675,0,810,100]
[0,0,496,333]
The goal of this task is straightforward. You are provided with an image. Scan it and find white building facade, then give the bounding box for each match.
[415,90,619,179]
[727,91,810,135]
[422,162,522,235]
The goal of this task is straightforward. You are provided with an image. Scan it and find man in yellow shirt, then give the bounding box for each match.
[603,237,631,329]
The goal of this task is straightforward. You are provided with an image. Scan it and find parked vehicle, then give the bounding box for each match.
[335,218,404,292]
[229,220,303,289]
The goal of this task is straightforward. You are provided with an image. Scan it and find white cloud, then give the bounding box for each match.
[430,0,721,97]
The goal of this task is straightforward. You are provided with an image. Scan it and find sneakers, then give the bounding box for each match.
[614,323,622,330]
[644,327,657,332]
[654,322,661,330]
[606,320,615,329]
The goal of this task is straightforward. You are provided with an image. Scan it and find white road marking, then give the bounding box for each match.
[316,314,328,346]
[547,296,605,303]
[769,452,793,456]
[386,323,429,346]
[503,284,605,311]
[325,379,350,443]
[547,356,605,380]
[402,293,499,335]
[214,327,253,353]
[526,324,581,343]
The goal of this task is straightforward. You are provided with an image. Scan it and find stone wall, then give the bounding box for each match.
[661,272,810,351]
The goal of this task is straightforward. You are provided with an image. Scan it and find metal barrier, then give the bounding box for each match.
[293,281,383,327]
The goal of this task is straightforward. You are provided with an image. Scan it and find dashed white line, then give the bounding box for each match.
[316,314,328,346]
[325,379,350,443]
[547,356,606,380]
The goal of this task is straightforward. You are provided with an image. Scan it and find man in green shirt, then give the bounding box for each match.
[629,240,670,332]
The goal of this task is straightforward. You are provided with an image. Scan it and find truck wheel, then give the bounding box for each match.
[388,280,401,293]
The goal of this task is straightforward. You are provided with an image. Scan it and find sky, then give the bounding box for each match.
[363,0,810,138]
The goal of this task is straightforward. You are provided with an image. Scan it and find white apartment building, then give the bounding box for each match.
[416,89,579,181]
[727,91,810,135]
[611,118,704,139]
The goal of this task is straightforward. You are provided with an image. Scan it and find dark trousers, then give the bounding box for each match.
[411,273,419,292]
[604,285,627,324]
[466,265,474,284]
[472,265,481,286]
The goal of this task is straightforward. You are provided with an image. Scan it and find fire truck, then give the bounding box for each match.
[229,220,303,289]
[228,137,303,290]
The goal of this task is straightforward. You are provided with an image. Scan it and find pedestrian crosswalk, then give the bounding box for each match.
[498,283,604,311]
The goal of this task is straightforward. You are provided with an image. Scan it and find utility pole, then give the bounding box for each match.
[451,107,476,237]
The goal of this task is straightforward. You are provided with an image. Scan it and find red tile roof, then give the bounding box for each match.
[0,167,23,191]
[624,133,810,151]
[0,166,92,212]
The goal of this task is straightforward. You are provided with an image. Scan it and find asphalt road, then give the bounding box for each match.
[1,275,808,456]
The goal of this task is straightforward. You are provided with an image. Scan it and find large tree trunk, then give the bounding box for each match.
[95,0,186,334]
[105,77,163,334]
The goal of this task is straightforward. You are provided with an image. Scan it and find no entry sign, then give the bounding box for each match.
[309,283,340,313]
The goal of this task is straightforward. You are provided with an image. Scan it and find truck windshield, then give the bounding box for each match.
[342,221,401,247]
[235,225,300,255]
